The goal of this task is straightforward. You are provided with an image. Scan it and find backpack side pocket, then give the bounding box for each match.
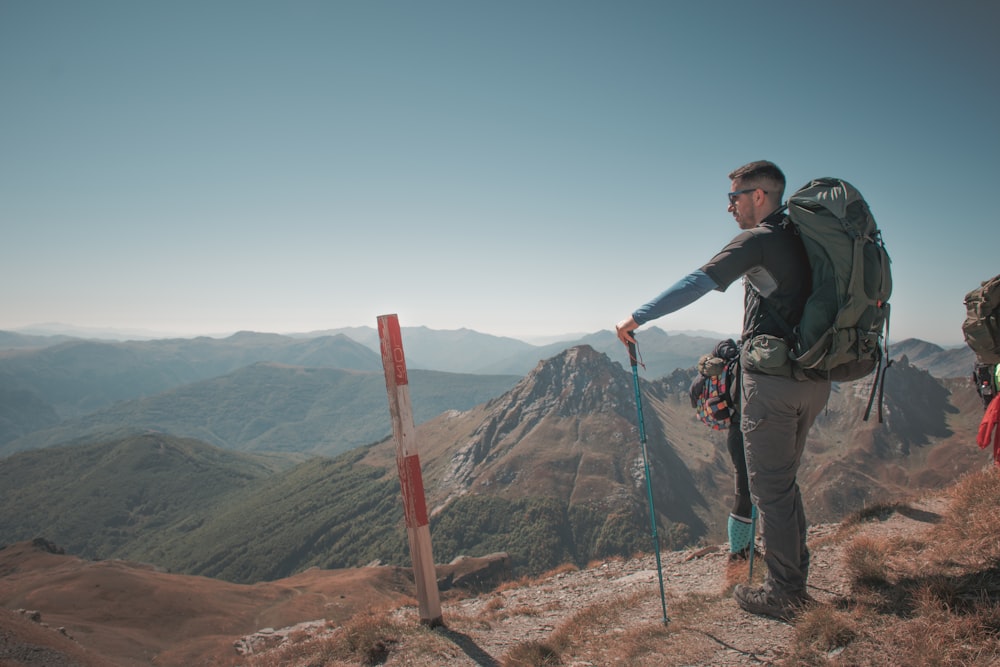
[741,334,793,378]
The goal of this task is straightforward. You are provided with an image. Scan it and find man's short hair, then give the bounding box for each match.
[729,161,785,198]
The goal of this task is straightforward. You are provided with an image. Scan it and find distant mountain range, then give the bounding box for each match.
[0,327,977,452]
[1,324,726,376]
[0,326,726,453]
[0,326,980,459]
[890,337,976,380]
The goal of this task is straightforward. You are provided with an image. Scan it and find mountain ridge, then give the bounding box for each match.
[1,363,521,457]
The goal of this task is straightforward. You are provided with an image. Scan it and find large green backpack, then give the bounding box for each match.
[962,274,1000,365]
[780,178,893,386]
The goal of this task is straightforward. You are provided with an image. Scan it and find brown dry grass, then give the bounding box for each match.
[497,589,674,666]
[781,468,1000,667]
[843,534,892,586]
[241,609,406,667]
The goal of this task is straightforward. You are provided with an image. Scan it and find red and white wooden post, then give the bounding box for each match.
[377,314,443,626]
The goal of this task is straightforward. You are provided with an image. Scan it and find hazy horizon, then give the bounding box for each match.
[4,320,972,350]
[3,2,995,348]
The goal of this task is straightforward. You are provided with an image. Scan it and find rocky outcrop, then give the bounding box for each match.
[437,552,511,593]
[442,345,637,493]
[31,537,65,555]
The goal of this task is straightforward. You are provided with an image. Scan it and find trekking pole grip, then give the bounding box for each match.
[626,331,638,369]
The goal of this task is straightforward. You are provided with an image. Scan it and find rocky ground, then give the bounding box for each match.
[382,532,833,666]
[238,493,949,666]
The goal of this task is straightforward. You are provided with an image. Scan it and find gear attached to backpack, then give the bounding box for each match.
[690,339,740,430]
[972,363,998,410]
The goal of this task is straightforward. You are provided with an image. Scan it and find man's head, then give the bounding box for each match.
[727,160,785,230]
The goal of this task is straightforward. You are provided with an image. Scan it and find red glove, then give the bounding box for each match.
[977,397,1000,467]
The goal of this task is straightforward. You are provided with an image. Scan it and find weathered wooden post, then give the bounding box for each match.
[377,314,443,626]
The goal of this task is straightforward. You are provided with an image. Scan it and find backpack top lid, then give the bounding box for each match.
[787,178,879,240]
[789,177,858,219]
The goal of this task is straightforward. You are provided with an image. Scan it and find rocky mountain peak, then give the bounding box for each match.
[876,355,957,454]
[502,344,633,417]
[441,345,638,495]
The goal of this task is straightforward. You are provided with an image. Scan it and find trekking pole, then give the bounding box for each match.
[747,505,758,584]
[626,332,669,626]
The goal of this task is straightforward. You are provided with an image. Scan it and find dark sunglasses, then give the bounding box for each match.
[728,188,767,204]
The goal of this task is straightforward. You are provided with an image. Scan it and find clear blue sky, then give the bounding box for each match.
[2,1,997,345]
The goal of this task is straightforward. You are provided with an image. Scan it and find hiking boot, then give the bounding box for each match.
[733,584,811,622]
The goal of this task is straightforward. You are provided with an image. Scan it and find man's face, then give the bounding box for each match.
[728,181,759,230]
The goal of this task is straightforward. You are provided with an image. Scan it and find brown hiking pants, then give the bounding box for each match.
[740,371,831,598]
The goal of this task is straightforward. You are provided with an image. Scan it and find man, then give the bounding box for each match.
[615,160,832,621]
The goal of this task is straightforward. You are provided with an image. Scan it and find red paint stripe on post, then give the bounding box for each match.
[401,453,429,527]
